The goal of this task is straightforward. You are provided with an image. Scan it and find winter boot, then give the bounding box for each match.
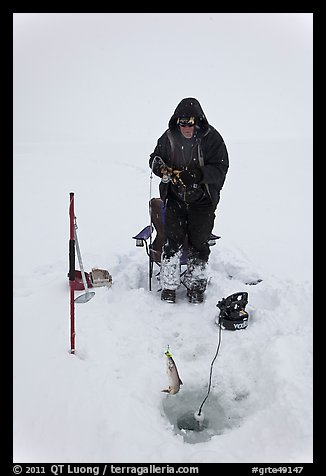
[187,288,204,304]
[183,257,207,303]
[160,251,181,291]
[161,289,176,303]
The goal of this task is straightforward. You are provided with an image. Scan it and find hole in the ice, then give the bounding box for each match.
[161,388,244,444]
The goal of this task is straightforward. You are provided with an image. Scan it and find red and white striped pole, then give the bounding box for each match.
[69,192,76,354]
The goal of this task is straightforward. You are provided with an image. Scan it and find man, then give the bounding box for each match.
[149,97,229,303]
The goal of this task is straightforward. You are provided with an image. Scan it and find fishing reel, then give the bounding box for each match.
[152,156,180,184]
[216,292,249,331]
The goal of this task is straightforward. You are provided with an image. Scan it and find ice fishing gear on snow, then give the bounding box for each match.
[73,217,96,304]
[69,192,76,354]
[68,202,112,302]
[68,192,112,354]
[216,292,249,331]
[175,293,249,432]
[90,268,112,288]
[73,268,112,291]
[163,293,249,432]
[176,315,223,432]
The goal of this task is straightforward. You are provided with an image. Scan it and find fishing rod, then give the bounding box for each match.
[148,155,177,291]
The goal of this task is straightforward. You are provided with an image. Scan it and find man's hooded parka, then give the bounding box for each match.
[149,97,229,208]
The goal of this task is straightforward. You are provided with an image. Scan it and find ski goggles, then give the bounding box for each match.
[177,117,195,127]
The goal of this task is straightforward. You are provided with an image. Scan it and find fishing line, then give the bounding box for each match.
[177,319,223,432]
[197,319,222,417]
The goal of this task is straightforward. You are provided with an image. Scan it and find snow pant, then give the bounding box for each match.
[160,197,216,291]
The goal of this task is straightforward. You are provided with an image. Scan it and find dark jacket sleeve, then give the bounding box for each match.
[200,128,229,192]
[149,132,171,178]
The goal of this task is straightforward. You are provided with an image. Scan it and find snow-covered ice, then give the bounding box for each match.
[13,13,313,463]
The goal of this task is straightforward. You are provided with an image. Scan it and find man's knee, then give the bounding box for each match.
[162,239,182,259]
[188,243,210,262]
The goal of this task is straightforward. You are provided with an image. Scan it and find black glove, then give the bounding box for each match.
[177,168,202,187]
